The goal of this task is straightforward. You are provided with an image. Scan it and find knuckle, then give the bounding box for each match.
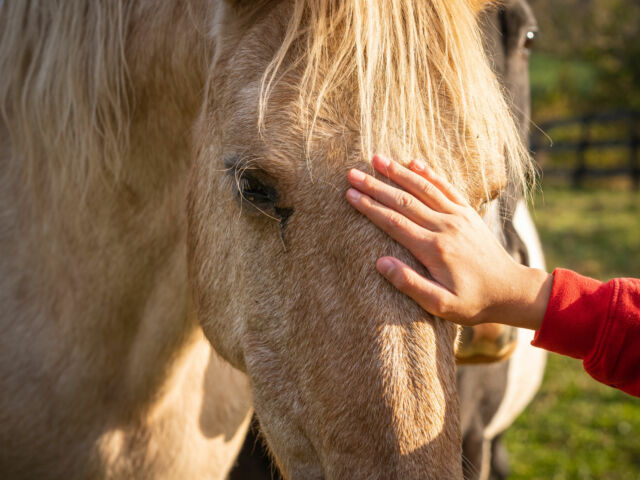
[421,181,435,197]
[398,194,414,210]
[392,269,412,290]
[359,194,372,208]
[440,217,453,231]
[387,213,405,231]
[361,175,374,190]
[434,297,450,316]
[445,216,462,232]
[431,237,446,255]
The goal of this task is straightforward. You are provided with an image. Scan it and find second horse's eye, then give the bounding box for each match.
[523,30,537,51]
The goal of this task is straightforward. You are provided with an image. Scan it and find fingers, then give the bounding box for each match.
[376,256,454,318]
[408,159,469,207]
[347,168,439,230]
[346,188,431,257]
[371,155,468,212]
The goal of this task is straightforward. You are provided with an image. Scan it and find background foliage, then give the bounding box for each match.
[529,0,640,121]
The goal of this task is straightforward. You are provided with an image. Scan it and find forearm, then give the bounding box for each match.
[532,269,640,397]
[495,265,553,331]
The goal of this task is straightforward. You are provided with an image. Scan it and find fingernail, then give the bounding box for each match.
[412,160,426,172]
[346,188,362,201]
[349,169,366,183]
[377,258,395,276]
[375,155,391,168]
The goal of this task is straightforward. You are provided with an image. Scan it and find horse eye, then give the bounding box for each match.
[523,30,537,50]
[223,156,292,223]
[238,174,278,205]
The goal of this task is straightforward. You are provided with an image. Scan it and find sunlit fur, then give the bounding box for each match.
[260,0,533,204]
[1,0,526,479]
[0,1,131,204]
[0,2,252,478]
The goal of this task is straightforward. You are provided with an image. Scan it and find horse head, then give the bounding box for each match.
[187,1,532,478]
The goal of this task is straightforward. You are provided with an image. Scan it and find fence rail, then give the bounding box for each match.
[531,110,640,189]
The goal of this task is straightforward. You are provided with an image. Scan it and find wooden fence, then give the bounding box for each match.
[531,110,640,189]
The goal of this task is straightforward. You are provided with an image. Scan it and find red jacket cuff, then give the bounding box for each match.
[532,268,614,360]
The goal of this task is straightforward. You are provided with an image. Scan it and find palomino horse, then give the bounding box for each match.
[229,1,546,479]
[0,1,533,479]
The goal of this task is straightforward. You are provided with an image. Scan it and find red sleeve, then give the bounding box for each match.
[532,268,640,398]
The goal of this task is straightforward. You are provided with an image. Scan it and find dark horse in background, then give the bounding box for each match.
[229,1,544,479]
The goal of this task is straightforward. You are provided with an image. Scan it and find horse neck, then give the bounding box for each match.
[1,1,213,413]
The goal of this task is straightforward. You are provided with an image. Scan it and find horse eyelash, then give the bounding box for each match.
[237,176,251,193]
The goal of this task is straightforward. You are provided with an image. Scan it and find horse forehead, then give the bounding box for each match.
[214,2,288,65]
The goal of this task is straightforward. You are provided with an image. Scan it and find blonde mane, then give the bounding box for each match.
[0,0,532,203]
[260,0,533,201]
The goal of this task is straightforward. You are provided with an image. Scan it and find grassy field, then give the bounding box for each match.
[503,185,640,480]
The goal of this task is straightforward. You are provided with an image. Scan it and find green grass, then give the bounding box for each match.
[503,185,640,479]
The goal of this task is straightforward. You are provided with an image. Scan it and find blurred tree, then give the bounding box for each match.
[588,0,640,108]
[529,0,640,119]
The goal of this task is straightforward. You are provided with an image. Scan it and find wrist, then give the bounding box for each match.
[510,265,553,330]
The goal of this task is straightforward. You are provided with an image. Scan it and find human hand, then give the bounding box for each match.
[346,155,552,329]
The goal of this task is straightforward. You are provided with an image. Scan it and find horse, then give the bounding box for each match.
[0,1,534,479]
[228,1,547,479]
